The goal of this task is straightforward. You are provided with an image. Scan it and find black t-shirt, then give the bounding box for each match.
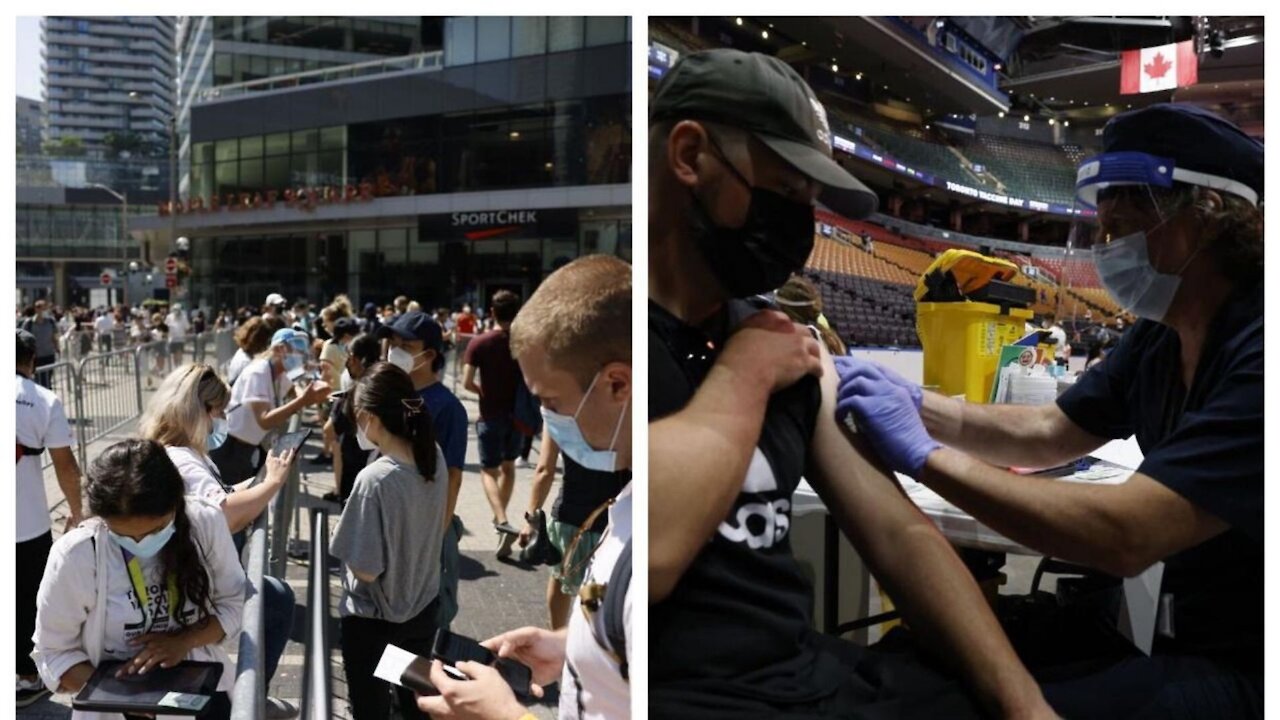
[1056,280,1262,669]
[552,456,631,532]
[331,394,368,488]
[649,299,844,707]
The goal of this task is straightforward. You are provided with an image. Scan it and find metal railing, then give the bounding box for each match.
[270,415,304,579]
[75,346,146,458]
[31,329,236,471]
[196,50,444,103]
[231,466,270,720]
[301,508,332,720]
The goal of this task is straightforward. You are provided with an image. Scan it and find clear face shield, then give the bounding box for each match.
[1071,151,1258,321]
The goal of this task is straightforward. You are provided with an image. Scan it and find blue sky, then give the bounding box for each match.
[17,16,43,100]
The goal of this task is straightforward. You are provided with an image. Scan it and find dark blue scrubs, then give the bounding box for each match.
[1043,279,1262,718]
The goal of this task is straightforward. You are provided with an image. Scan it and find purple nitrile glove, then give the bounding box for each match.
[835,373,941,479]
[834,356,923,412]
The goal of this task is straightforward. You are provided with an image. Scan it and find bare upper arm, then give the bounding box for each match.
[806,345,921,533]
[248,399,272,423]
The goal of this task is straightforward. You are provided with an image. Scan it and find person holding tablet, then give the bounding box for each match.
[31,439,245,720]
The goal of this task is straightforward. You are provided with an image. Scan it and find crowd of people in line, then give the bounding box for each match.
[17,255,633,720]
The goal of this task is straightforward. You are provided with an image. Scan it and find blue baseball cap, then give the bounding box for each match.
[376,310,443,349]
[270,328,309,353]
[1076,103,1263,209]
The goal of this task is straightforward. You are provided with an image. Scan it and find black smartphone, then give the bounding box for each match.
[431,630,495,667]
[496,657,534,699]
[271,428,312,457]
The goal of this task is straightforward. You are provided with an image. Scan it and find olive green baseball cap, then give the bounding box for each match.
[651,48,878,219]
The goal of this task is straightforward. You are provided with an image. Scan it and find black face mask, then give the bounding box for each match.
[688,136,816,298]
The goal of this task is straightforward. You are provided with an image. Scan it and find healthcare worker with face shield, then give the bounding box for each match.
[835,104,1263,718]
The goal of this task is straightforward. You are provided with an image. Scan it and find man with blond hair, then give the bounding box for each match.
[420,254,632,720]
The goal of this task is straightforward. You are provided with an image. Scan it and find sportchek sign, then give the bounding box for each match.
[421,208,578,241]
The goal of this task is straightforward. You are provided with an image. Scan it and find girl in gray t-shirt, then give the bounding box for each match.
[329,362,448,720]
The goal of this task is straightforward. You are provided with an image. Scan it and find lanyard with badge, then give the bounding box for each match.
[123,548,179,634]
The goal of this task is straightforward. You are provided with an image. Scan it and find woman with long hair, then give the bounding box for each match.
[32,439,244,720]
[140,363,301,718]
[331,362,449,720]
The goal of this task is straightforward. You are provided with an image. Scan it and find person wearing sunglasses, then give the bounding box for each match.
[418,255,632,720]
[31,439,245,720]
[835,104,1263,718]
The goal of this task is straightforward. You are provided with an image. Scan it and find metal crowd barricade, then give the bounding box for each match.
[231,466,270,720]
[31,360,88,471]
[301,508,332,720]
[74,347,146,457]
[214,328,238,377]
[270,415,304,579]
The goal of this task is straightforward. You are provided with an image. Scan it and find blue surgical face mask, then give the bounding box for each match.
[541,372,628,473]
[1093,223,1200,322]
[207,416,228,451]
[110,518,176,559]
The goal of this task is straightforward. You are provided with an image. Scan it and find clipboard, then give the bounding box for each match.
[72,660,222,715]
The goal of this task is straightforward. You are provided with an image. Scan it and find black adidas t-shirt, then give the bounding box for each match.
[1056,280,1262,671]
[649,299,844,707]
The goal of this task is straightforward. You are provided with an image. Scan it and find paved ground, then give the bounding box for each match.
[22,365,562,720]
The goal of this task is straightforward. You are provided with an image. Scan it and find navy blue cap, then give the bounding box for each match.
[377,310,442,349]
[331,317,360,338]
[1101,103,1263,205]
[17,329,35,354]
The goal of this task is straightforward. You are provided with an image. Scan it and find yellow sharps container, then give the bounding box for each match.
[914,249,1035,403]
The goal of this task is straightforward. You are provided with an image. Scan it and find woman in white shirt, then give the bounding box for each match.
[141,363,302,719]
[209,328,330,487]
[226,316,273,387]
[142,364,293,531]
[32,438,244,720]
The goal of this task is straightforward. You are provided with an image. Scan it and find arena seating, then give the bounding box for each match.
[650,19,713,52]
[804,211,1128,348]
[807,234,917,286]
[804,268,921,348]
[958,135,1079,205]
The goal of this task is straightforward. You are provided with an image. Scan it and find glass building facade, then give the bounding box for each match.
[143,16,631,312]
[186,92,629,203]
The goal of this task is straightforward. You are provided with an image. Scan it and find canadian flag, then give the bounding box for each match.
[1120,40,1198,94]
